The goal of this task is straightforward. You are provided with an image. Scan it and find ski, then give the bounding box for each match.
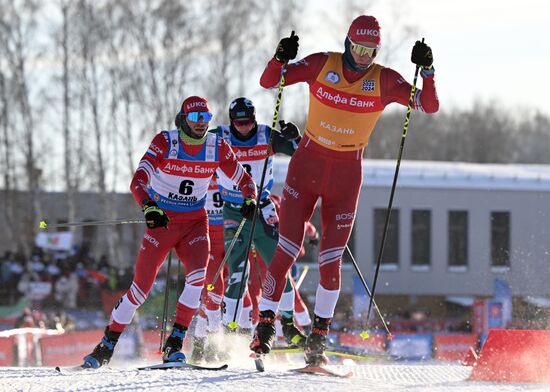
[271,346,397,361]
[138,361,228,371]
[290,365,353,378]
[55,365,96,374]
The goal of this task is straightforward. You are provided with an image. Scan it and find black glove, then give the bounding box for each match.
[275,31,299,63]
[308,234,320,246]
[240,197,257,220]
[279,120,300,140]
[142,201,169,229]
[411,40,433,67]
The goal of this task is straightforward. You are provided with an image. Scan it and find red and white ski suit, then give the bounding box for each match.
[258,52,439,318]
[108,131,255,333]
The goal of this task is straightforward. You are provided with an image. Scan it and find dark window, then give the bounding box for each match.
[448,211,468,267]
[373,208,399,265]
[412,210,431,267]
[491,211,510,267]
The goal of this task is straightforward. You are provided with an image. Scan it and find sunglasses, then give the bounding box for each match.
[233,119,255,127]
[348,38,378,57]
[186,111,213,122]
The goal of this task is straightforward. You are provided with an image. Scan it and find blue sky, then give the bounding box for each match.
[309,0,550,116]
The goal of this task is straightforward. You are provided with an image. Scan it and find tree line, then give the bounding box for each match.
[1,0,548,261]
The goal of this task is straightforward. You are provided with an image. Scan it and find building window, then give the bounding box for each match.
[448,211,468,269]
[373,208,399,267]
[491,211,510,267]
[411,210,431,268]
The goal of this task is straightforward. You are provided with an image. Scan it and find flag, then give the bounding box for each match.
[35,231,73,251]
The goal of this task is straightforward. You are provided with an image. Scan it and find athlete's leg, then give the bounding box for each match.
[315,158,362,318]
[306,157,362,366]
[247,248,266,324]
[109,226,182,333]
[85,224,183,368]
[222,206,251,327]
[258,148,320,313]
[173,217,210,329]
[202,228,225,332]
[251,148,321,353]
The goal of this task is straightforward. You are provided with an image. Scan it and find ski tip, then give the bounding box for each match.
[291,366,353,378]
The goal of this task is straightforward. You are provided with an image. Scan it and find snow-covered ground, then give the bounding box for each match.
[1,358,549,392]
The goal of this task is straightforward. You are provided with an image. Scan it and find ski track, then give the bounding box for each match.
[0,362,549,392]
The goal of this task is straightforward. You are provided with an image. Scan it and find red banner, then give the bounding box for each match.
[39,329,104,366]
[0,337,15,366]
[433,333,478,361]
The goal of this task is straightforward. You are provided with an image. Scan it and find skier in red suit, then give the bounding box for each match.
[84,96,256,368]
[251,15,439,366]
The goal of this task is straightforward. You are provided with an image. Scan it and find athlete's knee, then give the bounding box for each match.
[276,234,303,264]
[185,267,206,287]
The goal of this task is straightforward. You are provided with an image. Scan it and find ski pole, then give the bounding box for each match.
[39,218,144,229]
[206,217,247,292]
[366,38,424,328]
[229,36,293,330]
[344,245,392,339]
[159,251,173,352]
[294,265,310,290]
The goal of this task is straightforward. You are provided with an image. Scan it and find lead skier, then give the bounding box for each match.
[250,15,439,366]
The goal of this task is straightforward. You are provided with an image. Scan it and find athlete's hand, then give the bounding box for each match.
[142,201,169,229]
[240,197,257,220]
[275,31,299,63]
[411,40,433,67]
[279,120,300,140]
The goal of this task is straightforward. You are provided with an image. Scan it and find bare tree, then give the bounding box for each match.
[0,0,44,257]
[0,72,17,250]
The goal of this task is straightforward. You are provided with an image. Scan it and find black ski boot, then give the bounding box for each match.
[190,336,205,364]
[83,327,121,369]
[162,323,187,363]
[304,315,332,367]
[249,310,276,354]
[281,316,307,348]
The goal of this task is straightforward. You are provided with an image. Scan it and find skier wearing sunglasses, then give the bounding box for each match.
[82,96,257,368]
[251,15,439,367]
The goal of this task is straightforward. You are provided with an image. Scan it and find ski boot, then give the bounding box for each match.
[281,316,307,348]
[83,327,121,369]
[249,310,276,354]
[190,336,205,364]
[304,315,332,367]
[162,323,187,363]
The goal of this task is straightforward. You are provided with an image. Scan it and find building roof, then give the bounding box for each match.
[273,157,550,191]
